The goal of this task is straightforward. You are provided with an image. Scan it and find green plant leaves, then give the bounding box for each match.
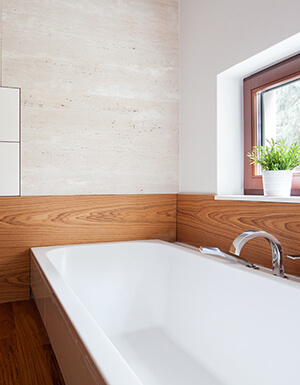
[247,138,300,171]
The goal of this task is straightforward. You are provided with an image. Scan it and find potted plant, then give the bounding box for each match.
[247,138,300,196]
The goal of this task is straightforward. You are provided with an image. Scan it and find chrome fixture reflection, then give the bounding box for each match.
[286,254,300,261]
[229,230,284,278]
[199,246,255,269]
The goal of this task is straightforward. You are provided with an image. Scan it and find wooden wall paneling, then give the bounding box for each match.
[177,194,300,277]
[0,194,177,304]
[0,248,29,304]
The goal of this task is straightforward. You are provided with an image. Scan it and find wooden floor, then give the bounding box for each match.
[0,299,65,385]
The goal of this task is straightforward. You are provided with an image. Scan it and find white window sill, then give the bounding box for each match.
[215,195,300,204]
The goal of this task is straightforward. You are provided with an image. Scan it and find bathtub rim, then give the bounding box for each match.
[33,239,300,286]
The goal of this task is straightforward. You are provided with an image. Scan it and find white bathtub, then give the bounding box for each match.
[31,240,300,385]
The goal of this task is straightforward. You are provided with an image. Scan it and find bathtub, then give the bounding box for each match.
[30,240,300,385]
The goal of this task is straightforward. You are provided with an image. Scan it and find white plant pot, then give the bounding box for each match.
[262,170,293,197]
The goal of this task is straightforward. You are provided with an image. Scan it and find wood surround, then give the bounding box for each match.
[177,195,300,277]
[0,194,176,304]
[2,193,300,304]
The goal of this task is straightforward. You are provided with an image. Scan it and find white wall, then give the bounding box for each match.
[180,0,300,194]
[1,0,179,196]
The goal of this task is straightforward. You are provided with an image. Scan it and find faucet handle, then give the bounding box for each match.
[286,254,300,260]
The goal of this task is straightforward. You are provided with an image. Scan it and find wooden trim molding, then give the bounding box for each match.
[0,194,177,304]
[177,194,300,277]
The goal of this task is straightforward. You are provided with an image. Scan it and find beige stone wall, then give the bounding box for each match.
[1,0,179,195]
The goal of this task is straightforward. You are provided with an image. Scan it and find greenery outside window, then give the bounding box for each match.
[244,53,300,195]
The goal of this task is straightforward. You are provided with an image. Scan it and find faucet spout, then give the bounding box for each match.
[229,230,284,277]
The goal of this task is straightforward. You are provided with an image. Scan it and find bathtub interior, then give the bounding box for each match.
[48,242,225,385]
[45,241,300,385]
[48,242,171,337]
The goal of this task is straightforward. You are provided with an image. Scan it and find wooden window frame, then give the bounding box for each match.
[244,53,300,195]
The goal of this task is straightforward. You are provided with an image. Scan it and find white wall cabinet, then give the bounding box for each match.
[0,87,20,196]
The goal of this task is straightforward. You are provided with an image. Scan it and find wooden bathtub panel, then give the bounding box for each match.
[177,194,300,277]
[31,252,107,385]
[0,194,177,303]
[46,294,107,385]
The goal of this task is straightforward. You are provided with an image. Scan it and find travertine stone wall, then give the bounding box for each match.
[1,0,179,195]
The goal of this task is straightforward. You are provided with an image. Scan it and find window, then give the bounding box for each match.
[244,54,300,195]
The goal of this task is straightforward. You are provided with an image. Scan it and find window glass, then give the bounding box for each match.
[259,77,300,147]
[258,77,300,172]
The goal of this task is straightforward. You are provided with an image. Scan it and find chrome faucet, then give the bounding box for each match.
[229,230,284,277]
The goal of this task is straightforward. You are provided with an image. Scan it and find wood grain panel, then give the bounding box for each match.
[0,194,177,303]
[177,194,300,277]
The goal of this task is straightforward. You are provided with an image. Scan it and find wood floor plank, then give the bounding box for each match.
[0,338,21,385]
[12,300,64,385]
[0,299,65,385]
[0,303,15,340]
[12,300,49,346]
[0,303,21,385]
